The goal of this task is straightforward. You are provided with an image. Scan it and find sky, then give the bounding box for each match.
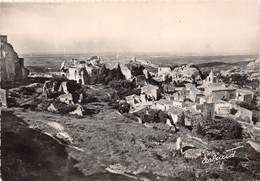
[0,0,259,55]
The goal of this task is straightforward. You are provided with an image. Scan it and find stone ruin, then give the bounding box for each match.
[0,35,29,87]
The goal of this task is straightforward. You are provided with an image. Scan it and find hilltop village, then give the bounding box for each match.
[54,55,259,130]
[1,35,260,180]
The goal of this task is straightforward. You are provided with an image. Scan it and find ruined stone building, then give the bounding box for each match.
[0,35,29,87]
[235,89,254,103]
[204,84,236,103]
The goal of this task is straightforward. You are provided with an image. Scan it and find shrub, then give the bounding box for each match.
[197,118,243,140]
[118,102,130,114]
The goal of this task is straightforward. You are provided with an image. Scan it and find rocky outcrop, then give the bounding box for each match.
[69,105,83,117]
[61,59,129,85]
[0,35,29,87]
[247,56,260,80]
[169,64,203,85]
[47,103,58,113]
[42,79,82,102]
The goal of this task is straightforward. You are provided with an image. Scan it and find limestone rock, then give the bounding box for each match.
[170,64,203,84]
[183,148,203,159]
[47,103,58,113]
[247,57,260,80]
[0,35,29,86]
[176,137,183,151]
[58,93,74,105]
[55,131,73,144]
[58,81,69,94]
[69,105,83,117]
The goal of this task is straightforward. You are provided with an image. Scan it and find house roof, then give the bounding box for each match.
[236,88,254,95]
[141,84,159,91]
[156,99,172,106]
[211,87,236,92]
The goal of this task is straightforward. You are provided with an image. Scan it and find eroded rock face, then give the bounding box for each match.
[247,57,260,80]
[170,64,203,84]
[0,35,29,87]
[42,79,82,102]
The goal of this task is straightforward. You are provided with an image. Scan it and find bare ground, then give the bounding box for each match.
[2,103,259,181]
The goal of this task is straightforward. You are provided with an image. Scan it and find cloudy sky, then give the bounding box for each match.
[0,0,259,55]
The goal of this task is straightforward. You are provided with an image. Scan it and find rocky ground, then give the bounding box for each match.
[2,56,260,180]
[2,102,260,180]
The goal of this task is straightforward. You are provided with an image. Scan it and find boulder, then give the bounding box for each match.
[58,81,69,94]
[176,137,183,152]
[55,131,73,144]
[42,80,60,98]
[47,121,64,132]
[170,64,203,85]
[69,105,83,117]
[183,148,203,159]
[58,93,74,105]
[47,103,58,113]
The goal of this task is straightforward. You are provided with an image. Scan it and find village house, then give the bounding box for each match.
[193,102,215,119]
[184,83,204,102]
[195,94,206,104]
[235,88,254,103]
[175,86,186,93]
[141,84,160,100]
[184,109,203,128]
[214,100,253,123]
[172,100,185,108]
[205,85,236,103]
[214,100,232,118]
[162,83,175,94]
[154,99,173,111]
[230,104,253,124]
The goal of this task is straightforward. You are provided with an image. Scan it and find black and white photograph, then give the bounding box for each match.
[0,0,260,180]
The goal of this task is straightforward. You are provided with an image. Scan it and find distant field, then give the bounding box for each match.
[22,53,257,73]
